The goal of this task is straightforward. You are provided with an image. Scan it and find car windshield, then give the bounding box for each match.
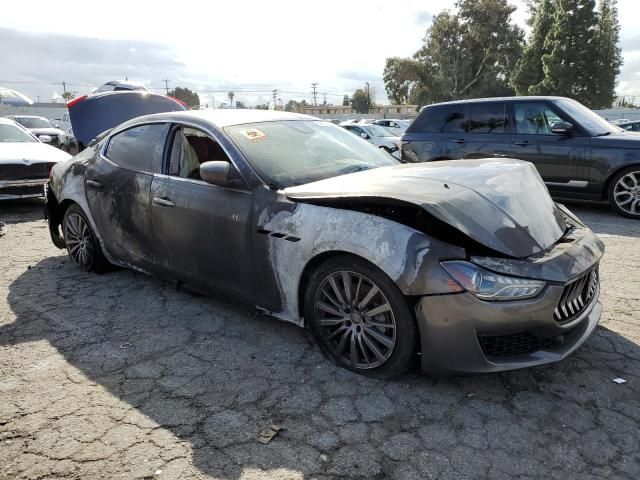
[556,99,620,136]
[0,124,36,143]
[363,124,394,137]
[15,117,53,129]
[225,120,398,188]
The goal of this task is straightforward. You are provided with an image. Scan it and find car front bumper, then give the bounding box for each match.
[0,179,47,199]
[415,282,602,374]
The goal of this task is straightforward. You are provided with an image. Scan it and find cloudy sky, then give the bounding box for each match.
[1,0,639,106]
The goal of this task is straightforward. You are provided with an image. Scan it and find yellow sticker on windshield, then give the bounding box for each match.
[242,128,267,141]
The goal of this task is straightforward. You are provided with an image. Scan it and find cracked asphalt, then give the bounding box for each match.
[0,199,639,480]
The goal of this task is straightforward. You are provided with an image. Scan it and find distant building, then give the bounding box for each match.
[298,104,418,118]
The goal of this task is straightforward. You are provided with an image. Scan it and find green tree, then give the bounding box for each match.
[351,88,370,114]
[342,95,350,106]
[383,0,523,107]
[285,99,308,112]
[228,91,235,107]
[61,91,75,101]
[532,0,597,105]
[591,0,623,109]
[511,0,556,95]
[167,87,200,108]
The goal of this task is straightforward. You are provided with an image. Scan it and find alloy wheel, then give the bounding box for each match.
[613,170,640,215]
[314,270,397,369]
[64,212,95,268]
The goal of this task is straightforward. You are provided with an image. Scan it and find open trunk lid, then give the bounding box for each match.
[68,91,186,146]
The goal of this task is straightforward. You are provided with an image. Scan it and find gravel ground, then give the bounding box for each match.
[0,199,639,480]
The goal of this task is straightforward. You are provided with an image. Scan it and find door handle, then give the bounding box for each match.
[451,139,467,144]
[514,140,530,146]
[86,179,103,189]
[153,197,176,208]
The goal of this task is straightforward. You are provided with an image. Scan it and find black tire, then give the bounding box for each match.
[304,255,417,379]
[62,204,110,273]
[608,166,640,219]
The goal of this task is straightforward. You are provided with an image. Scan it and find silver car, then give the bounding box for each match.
[340,122,401,158]
[46,110,604,377]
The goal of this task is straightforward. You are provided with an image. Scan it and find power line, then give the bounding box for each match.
[311,82,318,105]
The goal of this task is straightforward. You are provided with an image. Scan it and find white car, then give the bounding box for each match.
[0,118,71,199]
[340,122,401,158]
[372,118,411,135]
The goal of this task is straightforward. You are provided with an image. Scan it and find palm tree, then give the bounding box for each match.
[228,91,235,108]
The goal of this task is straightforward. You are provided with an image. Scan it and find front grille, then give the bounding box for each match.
[0,163,55,181]
[554,267,599,323]
[479,331,559,358]
[0,184,44,196]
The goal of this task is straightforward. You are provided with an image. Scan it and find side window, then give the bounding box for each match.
[168,127,237,183]
[513,103,571,135]
[409,105,468,133]
[105,123,169,173]
[468,103,507,134]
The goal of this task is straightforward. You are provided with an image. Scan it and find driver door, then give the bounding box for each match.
[150,125,254,301]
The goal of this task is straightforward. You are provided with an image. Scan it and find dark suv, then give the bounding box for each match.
[401,96,640,218]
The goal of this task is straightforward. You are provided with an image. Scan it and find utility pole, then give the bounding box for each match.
[365,82,370,114]
[311,82,318,106]
[37,96,41,103]
[272,89,278,110]
[162,79,170,95]
[62,81,67,96]
[323,93,327,106]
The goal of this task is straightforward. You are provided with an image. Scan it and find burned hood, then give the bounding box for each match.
[284,159,567,258]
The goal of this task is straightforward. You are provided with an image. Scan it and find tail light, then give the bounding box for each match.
[67,95,88,108]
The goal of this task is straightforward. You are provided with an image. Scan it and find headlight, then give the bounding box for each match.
[440,261,545,301]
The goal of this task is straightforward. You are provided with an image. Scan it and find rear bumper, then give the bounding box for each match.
[415,284,601,374]
[0,179,47,199]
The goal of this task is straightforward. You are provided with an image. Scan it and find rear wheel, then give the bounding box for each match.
[62,204,110,272]
[304,255,417,378]
[608,166,640,218]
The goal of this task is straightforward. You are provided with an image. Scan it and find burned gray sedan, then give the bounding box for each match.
[46,110,604,377]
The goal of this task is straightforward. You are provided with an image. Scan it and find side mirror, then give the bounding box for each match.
[39,135,52,143]
[360,132,369,139]
[200,161,231,186]
[551,121,574,135]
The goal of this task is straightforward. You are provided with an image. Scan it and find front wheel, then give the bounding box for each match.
[62,204,110,272]
[304,255,417,378]
[608,166,640,218]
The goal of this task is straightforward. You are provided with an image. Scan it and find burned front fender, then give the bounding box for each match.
[257,199,465,324]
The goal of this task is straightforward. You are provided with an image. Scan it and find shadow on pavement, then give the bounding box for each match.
[3,254,640,479]
[0,198,45,226]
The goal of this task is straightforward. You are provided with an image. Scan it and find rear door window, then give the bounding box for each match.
[105,123,169,173]
[409,105,468,133]
[468,103,507,134]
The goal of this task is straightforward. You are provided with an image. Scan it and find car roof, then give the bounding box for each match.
[119,109,318,130]
[423,96,571,108]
